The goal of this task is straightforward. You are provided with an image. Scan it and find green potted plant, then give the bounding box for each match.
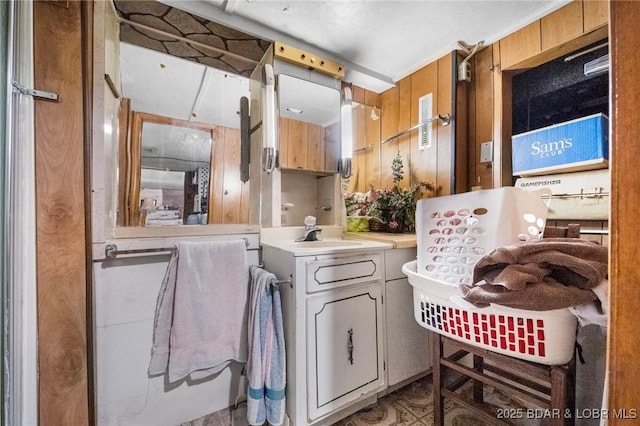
[368,152,436,233]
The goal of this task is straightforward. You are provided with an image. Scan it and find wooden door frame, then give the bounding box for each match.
[608,1,640,421]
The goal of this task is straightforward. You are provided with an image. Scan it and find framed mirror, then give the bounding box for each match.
[118,42,251,227]
[125,112,215,226]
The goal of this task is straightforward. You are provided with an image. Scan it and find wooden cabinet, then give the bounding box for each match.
[501,1,609,71]
[279,116,334,173]
[500,20,542,70]
[583,0,608,32]
[541,0,584,51]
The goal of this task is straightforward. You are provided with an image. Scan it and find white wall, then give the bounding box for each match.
[94,245,259,425]
[280,173,340,227]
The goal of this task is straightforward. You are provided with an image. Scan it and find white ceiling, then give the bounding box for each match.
[160,0,571,92]
[119,0,572,144]
[120,42,250,128]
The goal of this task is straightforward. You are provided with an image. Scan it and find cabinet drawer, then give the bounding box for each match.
[305,253,382,293]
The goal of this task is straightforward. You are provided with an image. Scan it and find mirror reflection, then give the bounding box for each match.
[277,74,341,172]
[118,42,251,226]
[135,115,214,226]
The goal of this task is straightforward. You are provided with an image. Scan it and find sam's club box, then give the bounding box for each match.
[512,113,609,176]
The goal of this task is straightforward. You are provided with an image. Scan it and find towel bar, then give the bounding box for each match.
[272,275,293,288]
[257,264,294,288]
[104,238,250,259]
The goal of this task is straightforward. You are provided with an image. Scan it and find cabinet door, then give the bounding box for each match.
[385,278,432,386]
[500,20,541,70]
[306,284,385,421]
[287,118,309,169]
[541,0,583,51]
[583,0,607,32]
[307,122,325,171]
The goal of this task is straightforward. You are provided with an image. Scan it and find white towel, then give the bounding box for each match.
[148,239,249,383]
[247,266,286,426]
[570,278,609,329]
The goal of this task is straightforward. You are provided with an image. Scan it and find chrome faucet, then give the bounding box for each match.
[296,216,322,242]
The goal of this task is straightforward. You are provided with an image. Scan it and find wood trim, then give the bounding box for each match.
[127,112,143,225]
[609,1,640,421]
[494,40,515,190]
[81,0,95,421]
[472,46,494,190]
[117,98,131,226]
[452,52,468,194]
[210,125,226,224]
[34,1,89,424]
[436,55,452,195]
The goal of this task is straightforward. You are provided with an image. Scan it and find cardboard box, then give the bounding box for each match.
[515,169,609,220]
[512,113,608,176]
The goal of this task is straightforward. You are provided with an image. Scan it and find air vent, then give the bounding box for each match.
[584,54,609,77]
[418,93,433,150]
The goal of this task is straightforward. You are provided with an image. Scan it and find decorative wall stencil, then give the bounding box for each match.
[113,0,271,77]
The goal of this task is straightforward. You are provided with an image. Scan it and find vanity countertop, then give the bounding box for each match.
[260,237,392,256]
[343,232,417,249]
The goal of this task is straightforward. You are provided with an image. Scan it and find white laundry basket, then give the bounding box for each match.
[403,187,578,365]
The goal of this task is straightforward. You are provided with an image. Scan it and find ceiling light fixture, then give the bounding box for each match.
[286,107,303,114]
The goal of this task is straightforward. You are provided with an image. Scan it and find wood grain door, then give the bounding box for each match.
[34,1,90,424]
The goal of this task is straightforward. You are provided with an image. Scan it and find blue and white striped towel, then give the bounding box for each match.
[247,266,286,425]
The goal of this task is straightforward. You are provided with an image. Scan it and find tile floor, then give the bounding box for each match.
[182,374,530,426]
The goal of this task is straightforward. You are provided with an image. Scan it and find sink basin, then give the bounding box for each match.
[292,240,363,248]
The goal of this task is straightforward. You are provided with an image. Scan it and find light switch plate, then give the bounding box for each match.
[480,141,493,163]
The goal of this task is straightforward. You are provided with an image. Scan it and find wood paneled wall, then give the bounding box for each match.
[347,85,381,194]
[379,54,454,195]
[469,0,609,190]
[609,1,640,420]
[34,1,90,424]
[210,126,250,224]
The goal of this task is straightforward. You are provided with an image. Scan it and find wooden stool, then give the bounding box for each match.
[431,224,581,425]
[433,333,576,426]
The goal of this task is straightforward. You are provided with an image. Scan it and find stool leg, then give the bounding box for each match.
[550,365,575,426]
[473,354,484,403]
[433,333,444,426]
[566,359,576,426]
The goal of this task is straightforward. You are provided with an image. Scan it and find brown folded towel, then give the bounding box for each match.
[473,238,608,290]
[460,277,598,311]
[462,238,608,311]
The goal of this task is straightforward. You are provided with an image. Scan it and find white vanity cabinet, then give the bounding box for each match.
[261,244,388,425]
